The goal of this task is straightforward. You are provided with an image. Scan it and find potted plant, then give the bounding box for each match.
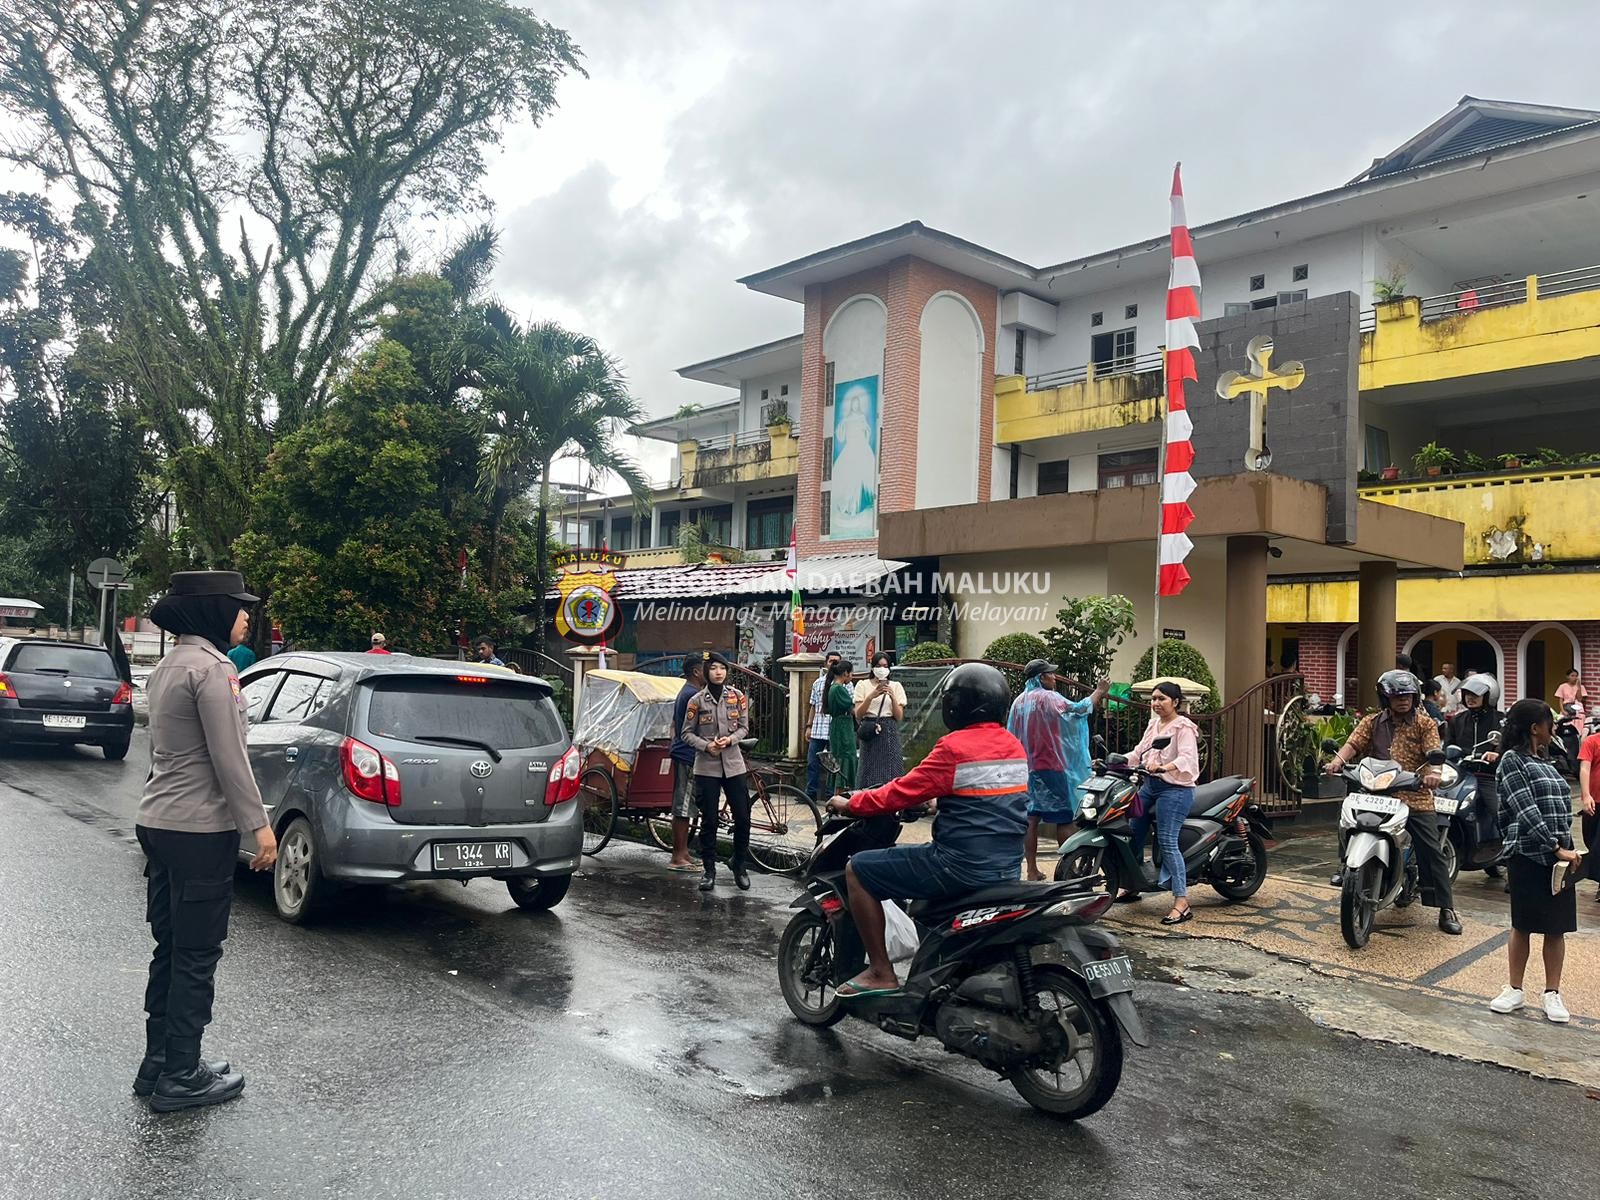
[1380,463,1401,482]
[1497,452,1524,471]
[1460,450,1492,474]
[1372,265,1409,304]
[764,399,791,431]
[1528,447,1567,468]
[1411,442,1456,478]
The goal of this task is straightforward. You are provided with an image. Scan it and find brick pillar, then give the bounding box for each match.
[1357,561,1398,708]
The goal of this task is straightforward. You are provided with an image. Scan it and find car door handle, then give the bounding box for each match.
[285,747,300,762]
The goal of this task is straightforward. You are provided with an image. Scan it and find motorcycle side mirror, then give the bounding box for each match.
[1092,734,1109,754]
[1320,738,1341,755]
[1425,749,1447,766]
[1151,736,1172,750]
[1445,745,1463,762]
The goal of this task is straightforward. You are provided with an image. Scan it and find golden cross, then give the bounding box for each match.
[1215,335,1305,471]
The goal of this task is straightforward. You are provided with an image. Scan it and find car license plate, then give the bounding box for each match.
[1081,955,1134,997]
[431,841,512,871]
[1433,797,1458,814]
[42,714,87,730]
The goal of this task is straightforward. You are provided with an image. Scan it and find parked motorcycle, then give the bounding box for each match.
[1433,734,1502,881]
[1554,703,1584,778]
[776,809,1147,1120]
[1329,738,1449,948]
[1054,738,1270,902]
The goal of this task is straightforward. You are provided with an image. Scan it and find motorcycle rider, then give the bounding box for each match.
[826,663,1028,998]
[1325,669,1463,935]
[1448,674,1504,879]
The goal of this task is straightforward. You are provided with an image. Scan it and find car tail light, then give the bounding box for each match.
[455,675,491,684]
[341,736,402,806]
[544,746,581,806]
[112,681,133,705]
[0,672,11,696]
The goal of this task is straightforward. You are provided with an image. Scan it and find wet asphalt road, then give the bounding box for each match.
[2,732,1598,1200]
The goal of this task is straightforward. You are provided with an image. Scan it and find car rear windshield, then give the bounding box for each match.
[365,677,565,751]
[7,643,120,678]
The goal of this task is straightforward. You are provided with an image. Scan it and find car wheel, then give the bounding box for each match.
[273,817,329,925]
[103,737,131,762]
[507,873,571,912]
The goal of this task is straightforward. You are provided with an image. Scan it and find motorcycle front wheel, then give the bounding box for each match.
[1054,845,1123,900]
[1340,860,1380,949]
[777,911,845,1027]
[1007,965,1124,1120]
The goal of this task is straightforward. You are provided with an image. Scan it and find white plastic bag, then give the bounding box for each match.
[881,900,920,963]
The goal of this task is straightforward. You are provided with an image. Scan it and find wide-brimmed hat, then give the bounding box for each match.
[168,570,258,603]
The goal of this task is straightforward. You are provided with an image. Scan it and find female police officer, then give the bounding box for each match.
[136,571,277,1111]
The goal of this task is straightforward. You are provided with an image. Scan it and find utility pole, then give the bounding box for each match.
[65,570,75,640]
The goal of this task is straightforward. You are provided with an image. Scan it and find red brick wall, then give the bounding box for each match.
[796,256,998,559]
[1293,619,1600,706]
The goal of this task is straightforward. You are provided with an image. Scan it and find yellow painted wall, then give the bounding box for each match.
[1360,285,1600,391]
[1362,468,1600,565]
[1268,570,1599,625]
[679,426,800,490]
[994,370,1163,444]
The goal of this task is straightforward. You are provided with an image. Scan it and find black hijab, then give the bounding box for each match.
[149,593,247,657]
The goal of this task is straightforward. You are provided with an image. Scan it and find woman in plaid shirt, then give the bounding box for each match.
[1490,699,1583,1023]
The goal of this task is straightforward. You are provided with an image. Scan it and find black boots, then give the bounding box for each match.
[134,1054,232,1098]
[732,863,751,891]
[149,1062,246,1112]
[698,864,716,892]
[699,862,751,891]
[1438,908,1463,935]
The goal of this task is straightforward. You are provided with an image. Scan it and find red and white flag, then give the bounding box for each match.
[1159,163,1199,597]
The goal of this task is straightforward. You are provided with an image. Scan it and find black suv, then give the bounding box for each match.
[0,637,135,759]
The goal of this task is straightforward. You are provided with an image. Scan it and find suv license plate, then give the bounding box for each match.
[42,714,87,730]
[1081,955,1134,997]
[432,841,513,871]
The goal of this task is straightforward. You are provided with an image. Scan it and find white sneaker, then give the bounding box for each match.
[1489,985,1525,1014]
[1543,991,1571,1024]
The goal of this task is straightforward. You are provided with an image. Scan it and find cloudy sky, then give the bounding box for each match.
[470,0,1599,486]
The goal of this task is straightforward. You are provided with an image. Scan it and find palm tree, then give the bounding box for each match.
[474,320,649,634]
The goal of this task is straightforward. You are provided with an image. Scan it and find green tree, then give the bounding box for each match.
[0,0,582,563]
[1130,639,1220,714]
[981,631,1050,697]
[233,336,519,653]
[472,320,649,620]
[901,641,955,665]
[1038,595,1136,685]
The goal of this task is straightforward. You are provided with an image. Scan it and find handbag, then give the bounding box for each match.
[857,719,882,743]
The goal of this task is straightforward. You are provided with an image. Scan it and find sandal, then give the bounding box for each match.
[836,978,903,999]
[1160,907,1193,925]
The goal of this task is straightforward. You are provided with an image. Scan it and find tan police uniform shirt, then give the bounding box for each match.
[681,685,751,778]
[137,636,269,834]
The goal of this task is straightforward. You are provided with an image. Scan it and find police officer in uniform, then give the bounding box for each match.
[136,571,278,1111]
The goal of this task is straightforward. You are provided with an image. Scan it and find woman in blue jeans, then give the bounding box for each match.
[1121,681,1202,925]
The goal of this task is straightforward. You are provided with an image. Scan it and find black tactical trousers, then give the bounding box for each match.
[137,825,240,1071]
[696,774,751,870]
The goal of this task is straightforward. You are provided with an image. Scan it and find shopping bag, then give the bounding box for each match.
[882,899,920,963]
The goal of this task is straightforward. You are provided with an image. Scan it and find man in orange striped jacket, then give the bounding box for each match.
[827,664,1028,996]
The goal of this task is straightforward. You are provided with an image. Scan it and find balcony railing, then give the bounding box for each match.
[1025,349,1164,392]
[1358,260,1600,334]
[696,429,787,451]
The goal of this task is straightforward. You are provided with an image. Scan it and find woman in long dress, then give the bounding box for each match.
[852,652,906,789]
[826,659,858,791]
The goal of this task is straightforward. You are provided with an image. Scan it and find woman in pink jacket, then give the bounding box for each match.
[1121,681,1201,924]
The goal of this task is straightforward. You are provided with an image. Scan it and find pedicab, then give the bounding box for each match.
[573,669,823,874]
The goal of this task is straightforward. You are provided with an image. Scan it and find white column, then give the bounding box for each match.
[566,646,602,727]
[650,506,662,548]
[779,651,825,760]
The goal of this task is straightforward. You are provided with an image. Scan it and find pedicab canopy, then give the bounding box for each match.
[574,669,683,770]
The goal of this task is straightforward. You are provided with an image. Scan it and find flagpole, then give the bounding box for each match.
[1152,351,1169,681]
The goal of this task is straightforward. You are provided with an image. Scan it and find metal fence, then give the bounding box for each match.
[1024,349,1165,392]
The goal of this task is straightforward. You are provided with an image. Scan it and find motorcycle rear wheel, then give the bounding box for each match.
[1007,965,1124,1121]
[1340,860,1379,949]
[1211,833,1268,902]
[777,911,845,1027]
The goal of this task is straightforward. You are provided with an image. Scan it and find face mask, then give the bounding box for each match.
[872,667,890,680]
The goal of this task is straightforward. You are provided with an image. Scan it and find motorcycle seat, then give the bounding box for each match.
[908,880,1083,924]
[1187,777,1249,816]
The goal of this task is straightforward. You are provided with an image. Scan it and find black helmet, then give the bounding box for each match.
[1376,668,1419,710]
[1023,658,1059,680]
[941,663,1010,731]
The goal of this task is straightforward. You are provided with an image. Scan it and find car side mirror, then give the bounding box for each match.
[1321,738,1341,755]
[1425,749,1447,766]
[1445,745,1463,762]
[1151,736,1172,750]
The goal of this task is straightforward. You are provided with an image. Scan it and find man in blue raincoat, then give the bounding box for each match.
[1008,659,1109,880]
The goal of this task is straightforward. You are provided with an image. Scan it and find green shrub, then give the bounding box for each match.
[982,632,1050,696]
[1130,640,1220,714]
[1038,594,1135,686]
[901,641,955,665]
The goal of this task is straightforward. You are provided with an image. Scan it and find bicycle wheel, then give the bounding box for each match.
[746,784,823,876]
[643,811,675,851]
[579,768,619,855]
